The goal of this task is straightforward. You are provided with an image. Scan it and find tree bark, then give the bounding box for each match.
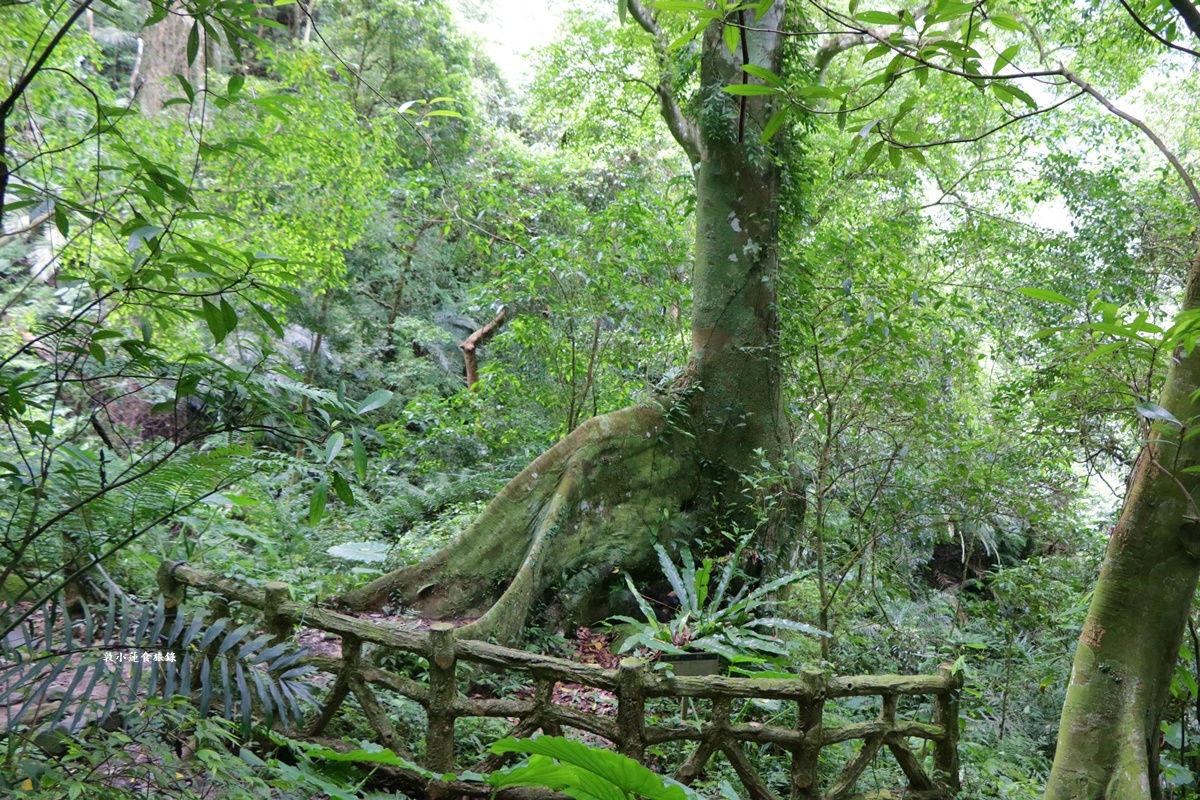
[137,13,195,115]
[1045,256,1200,799]
[338,3,798,641]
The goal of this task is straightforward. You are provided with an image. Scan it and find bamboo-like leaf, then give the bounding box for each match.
[221,658,233,721]
[132,603,152,647]
[51,659,94,727]
[101,658,123,723]
[238,633,274,660]
[166,610,187,648]
[103,594,119,642]
[180,651,194,697]
[71,660,108,731]
[266,671,288,728]
[237,662,252,737]
[197,617,230,652]
[199,656,214,716]
[0,663,37,708]
[218,624,254,656]
[255,641,290,665]
[164,652,178,698]
[148,597,166,646]
[13,657,71,728]
[252,666,274,728]
[182,614,206,648]
[280,665,316,681]
[126,653,144,707]
[80,598,96,647]
[268,648,306,672]
[45,601,57,653]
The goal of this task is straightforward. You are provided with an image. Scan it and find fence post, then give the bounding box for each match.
[791,668,825,800]
[263,582,294,645]
[307,634,359,736]
[426,623,458,772]
[616,658,647,762]
[934,663,962,793]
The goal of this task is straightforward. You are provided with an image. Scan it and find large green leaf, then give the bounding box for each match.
[488,737,694,800]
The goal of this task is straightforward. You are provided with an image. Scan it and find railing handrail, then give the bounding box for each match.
[160,561,960,698]
[158,560,963,800]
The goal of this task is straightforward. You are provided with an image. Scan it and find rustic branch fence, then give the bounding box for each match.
[159,562,962,800]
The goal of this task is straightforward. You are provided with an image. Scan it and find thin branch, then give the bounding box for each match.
[881,90,1084,150]
[1170,0,1200,40]
[1119,0,1200,58]
[0,0,98,227]
[1059,67,1200,217]
[626,0,702,164]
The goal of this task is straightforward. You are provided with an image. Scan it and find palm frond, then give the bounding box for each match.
[0,588,313,738]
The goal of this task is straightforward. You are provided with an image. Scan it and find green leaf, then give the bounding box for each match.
[308,478,329,526]
[618,0,627,23]
[126,225,163,253]
[326,541,388,563]
[488,737,692,800]
[1080,341,1125,364]
[352,430,368,482]
[356,389,393,414]
[332,471,354,505]
[989,11,1022,30]
[303,743,427,771]
[250,302,284,338]
[1136,402,1182,427]
[53,203,69,238]
[724,22,740,54]
[1003,82,1038,109]
[174,74,195,103]
[187,21,199,67]
[1017,287,1074,306]
[722,83,777,96]
[760,108,789,143]
[201,299,227,344]
[219,298,238,336]
[228,74,245,97]
[994,44,1020,73]
[741,64,781,86]
[324,432,345,464]
[863,140,885,167]
[856,11,902,24]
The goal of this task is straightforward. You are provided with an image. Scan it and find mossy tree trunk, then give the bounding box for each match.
[338,2,798,643]
[1045,258,1200,799]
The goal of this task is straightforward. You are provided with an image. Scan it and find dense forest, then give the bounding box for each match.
[7,0,1200,797]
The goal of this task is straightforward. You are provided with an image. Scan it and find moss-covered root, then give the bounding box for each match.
[336,403,697,645]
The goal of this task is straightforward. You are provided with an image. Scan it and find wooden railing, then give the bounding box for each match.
[159,561,962,800]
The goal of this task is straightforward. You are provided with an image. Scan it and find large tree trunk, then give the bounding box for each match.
[1045,258,1200,798]
[339,3,796,642]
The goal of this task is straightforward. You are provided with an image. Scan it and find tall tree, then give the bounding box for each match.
[339,1,800,643]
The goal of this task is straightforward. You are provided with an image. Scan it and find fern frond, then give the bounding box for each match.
[0,587,313,738]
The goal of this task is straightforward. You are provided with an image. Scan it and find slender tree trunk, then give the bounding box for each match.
[137,13,193,115]
[1046,256,1200,799]
[338,3,800,641]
